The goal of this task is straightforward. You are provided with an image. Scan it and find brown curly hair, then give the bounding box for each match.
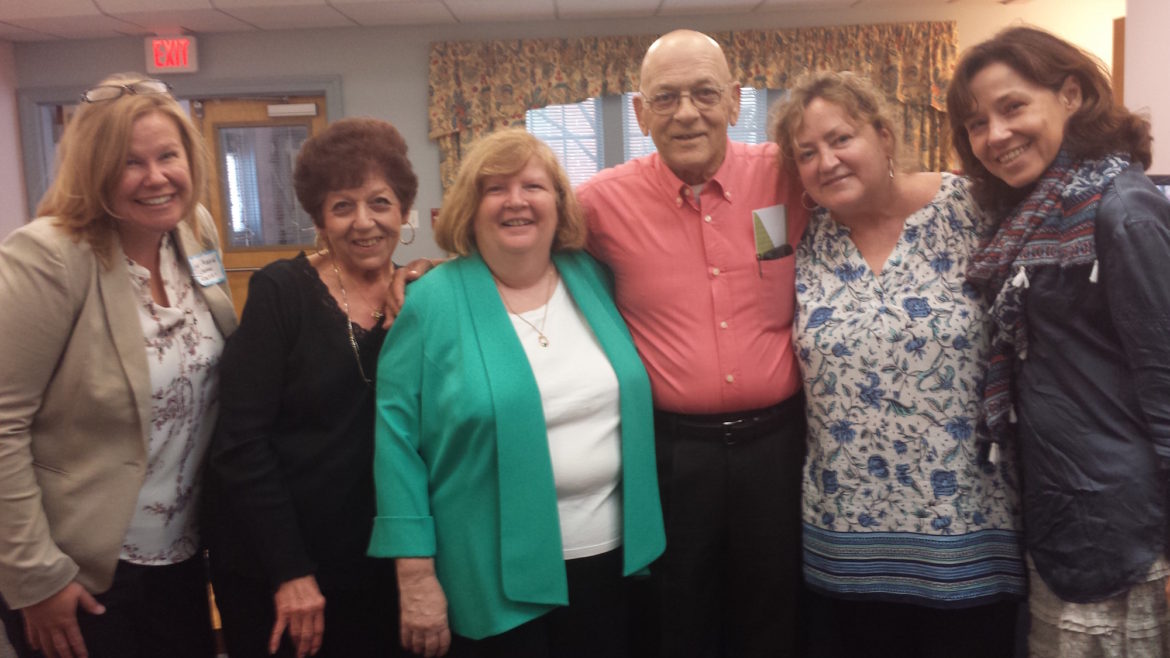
[946,26,1152,214]
[294,117,418,227]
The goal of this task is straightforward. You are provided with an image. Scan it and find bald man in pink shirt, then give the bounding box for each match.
[575,30,808,658]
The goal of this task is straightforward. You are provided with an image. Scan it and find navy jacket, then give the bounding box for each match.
[1017,165,1170,602]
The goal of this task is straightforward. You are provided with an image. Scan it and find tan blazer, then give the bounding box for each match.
[0,207,236,609]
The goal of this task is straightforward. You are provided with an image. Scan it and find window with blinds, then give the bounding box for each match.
[524,98,603,187]
[218,124,313,247]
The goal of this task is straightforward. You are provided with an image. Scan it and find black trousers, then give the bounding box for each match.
[210,567,402,658]
[448,549,630,658]
[0,555,215,658]
[802,588,1022,658]
[651,394,807,658]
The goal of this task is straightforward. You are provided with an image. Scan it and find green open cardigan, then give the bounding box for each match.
[368,250,665,639]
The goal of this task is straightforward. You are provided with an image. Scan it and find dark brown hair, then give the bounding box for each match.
[946,26,1151,213]
[294,117,418,227]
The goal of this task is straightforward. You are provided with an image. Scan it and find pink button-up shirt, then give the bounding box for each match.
[577,141,807,414]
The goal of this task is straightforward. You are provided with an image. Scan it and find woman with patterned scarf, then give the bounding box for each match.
[947,26,1170,658]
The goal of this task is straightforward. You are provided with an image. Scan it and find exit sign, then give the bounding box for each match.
[145,36,198,74]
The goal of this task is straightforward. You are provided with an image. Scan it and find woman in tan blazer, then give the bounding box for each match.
[0,73,236,658]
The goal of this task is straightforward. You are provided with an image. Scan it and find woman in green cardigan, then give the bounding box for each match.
[368,129,665,657]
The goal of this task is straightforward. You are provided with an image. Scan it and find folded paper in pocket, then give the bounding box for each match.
[753,205,792,260]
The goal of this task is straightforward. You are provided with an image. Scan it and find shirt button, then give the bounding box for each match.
[720,321,728,329]
[725,374,735,383]
[675,197,683,206]
[704,215,712,223]
[712,267,720,276]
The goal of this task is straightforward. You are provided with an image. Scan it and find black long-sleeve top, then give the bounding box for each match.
[204,253,390,590]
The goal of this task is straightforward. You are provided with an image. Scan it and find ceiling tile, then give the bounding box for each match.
[7,14,149,38]
[0,0,102,21]
[756,0,856,8]
[104,9,257,33]
[331,0,456,25]
[875,0,972,5]
[442,0,556,23]
[97,0,216,11]
[555,0,658,19]
[213,0,327,7]
[0,21,58,41]
[659,0,759,12]
[213,4,356,29]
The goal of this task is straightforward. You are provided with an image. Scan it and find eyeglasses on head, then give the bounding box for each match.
[80,79,172,103]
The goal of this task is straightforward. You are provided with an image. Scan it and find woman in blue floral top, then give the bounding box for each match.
[771,71,1025,657]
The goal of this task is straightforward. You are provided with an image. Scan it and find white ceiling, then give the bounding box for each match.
[0,0,1007,43]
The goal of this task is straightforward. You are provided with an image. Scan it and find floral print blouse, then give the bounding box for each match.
[795,173,1024,605]
[121,234,224,564]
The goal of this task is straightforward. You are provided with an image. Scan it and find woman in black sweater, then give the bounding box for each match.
[205,117,417,658]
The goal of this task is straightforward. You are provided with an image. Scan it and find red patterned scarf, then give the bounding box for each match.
[967,150,1130,450]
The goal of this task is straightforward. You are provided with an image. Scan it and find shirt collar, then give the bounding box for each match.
[651,143,739,209]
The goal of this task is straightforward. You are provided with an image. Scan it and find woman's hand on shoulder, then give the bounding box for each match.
[22,580,105,658]
[396,557,451,657]
[386,258,444,327]
[270,574,326,657]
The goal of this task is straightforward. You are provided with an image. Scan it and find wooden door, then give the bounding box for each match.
[193,96,328,315]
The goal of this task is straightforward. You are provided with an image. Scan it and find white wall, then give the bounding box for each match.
[1126,0,1170,174]
[0,41,27,239]
[6,0,1125,257]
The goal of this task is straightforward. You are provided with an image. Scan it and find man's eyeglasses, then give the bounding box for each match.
[80,80,172,103]
[640,84,732,115]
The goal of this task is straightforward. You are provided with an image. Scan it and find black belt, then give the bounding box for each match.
[654,392,805,445]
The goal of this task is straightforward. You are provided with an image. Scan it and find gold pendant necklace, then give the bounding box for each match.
[331,258,376,384]
[330,258,386,322]
[497,267,556,348]
[513,307,551,348]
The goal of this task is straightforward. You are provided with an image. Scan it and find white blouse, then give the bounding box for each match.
[509,279,623,560]
[121,234,224,565]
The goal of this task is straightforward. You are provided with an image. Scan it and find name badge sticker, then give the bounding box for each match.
[188,250,227,287]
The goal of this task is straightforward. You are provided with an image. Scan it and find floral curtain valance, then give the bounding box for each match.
[429,21,957,191]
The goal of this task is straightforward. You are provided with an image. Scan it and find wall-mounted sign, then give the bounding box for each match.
[145,36,198,74]
[266,103,318,118]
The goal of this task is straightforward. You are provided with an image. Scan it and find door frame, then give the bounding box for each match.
[195,95,329,315]
[16,75,342,220]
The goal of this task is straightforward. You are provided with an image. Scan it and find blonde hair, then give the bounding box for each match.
[434,128,586,256]
[770,70,899,177]
[37,72,210,263]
